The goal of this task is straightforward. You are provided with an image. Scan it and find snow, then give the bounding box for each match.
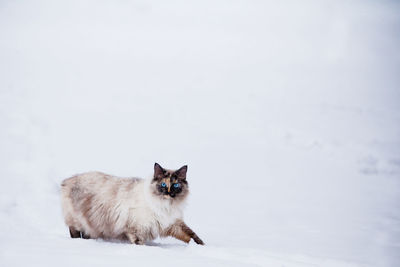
[1,0,400,266]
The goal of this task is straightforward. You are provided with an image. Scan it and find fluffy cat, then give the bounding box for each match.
[60,163,204,245]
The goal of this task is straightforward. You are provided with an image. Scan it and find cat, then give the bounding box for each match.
[60,163,204,245]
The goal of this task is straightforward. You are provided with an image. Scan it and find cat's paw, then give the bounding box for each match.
[134,239,145,245]
[193,236,204,245]
[126,232,145,245]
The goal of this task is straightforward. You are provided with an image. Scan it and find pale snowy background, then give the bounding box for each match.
[0,0,399,266]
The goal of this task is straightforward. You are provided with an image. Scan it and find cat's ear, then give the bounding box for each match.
[154,163,164,179]
[175,165,188,179]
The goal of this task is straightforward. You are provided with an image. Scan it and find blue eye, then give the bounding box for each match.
[173,183,180,188]
[161,182,167,188]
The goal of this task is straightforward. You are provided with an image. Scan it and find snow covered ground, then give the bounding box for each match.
[1,0,399,266]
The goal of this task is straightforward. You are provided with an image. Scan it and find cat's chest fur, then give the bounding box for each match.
[125,180,184,232]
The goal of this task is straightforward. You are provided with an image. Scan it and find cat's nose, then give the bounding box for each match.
[170,193,175,198]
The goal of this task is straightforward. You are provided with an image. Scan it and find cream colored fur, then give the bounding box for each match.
[61,171,187,243]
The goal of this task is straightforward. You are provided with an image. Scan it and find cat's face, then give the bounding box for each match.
[151,163,189,201]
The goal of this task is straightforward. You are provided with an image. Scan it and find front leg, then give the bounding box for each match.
[162,220,204,245]
[126,232,145,245]
[180,221,204,245]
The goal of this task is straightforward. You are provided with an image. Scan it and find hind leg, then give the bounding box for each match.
[69,226,81,238]
[82,232,91,239]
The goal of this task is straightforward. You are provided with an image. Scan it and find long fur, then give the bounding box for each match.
[60,171,187,242]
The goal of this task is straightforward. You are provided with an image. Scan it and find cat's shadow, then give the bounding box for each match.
[98,238,187,249]
[145,241,187,249]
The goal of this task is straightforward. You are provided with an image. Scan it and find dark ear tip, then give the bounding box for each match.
[180,165,188,172]
[154,163,164,171]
